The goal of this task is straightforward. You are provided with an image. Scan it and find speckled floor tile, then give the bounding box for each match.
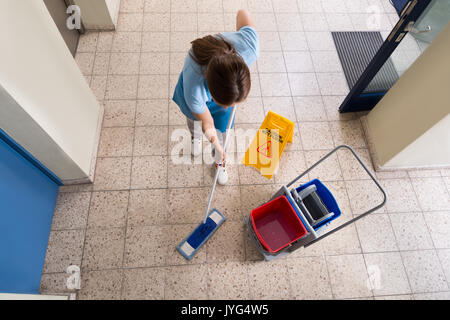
[329,120,366,148]
[108,52,140,75]
[207,262,251,300]
[236,97,265,124]
[401,250,448,293]
[121,267,165,300]
[408,169,442,178]
[337,148,376,180]
[345,179,386,215]
[88,191,128,228]
[135,99,169,126]
[111,32,142,52]
[98,127,134,157]
[142,32,170,52]
[128,188,167,226]
[322,224,362,255]
[208,185,242,221]
[411,177,450,212]
[144,13,170,32]
[43,229,85,273]
[76,31,98,52]
[206,221,245,263]
[380,179,420,213]
[165,264,208,300]
[93,157,132,191]
[355,214,398,253]
[274,150,309,185]
[259,73,291,97]
[145,0,170,13]
[75,52,95,75]
[167,187,208,224]
[40,272,74,294]
[133,126,168,156]
[284,51,314,73]
[78,269,122,300]
[89,75,107,101]
[103,100,136,127]
[238,158,276,185]
[140,52,170,74]
[316,72,349,95]
[248,260,292,299]
[287,256,333,299]
[437,249,450,284]
[105,75,139,100]
[287,73,321,96]
[96,31,114,52]
[414,291,450,300]
[390,212,434,251]
[168,162,203,188]
[322,96,356,121]
[423,211,450,249]
[138,75,169,99]
[326,254,372,299]
[304,149,343,181]
[292,96,327,122]
[364,252,411,296]
[82,227,125,270]
[124,225,168,267]
[169,31,198,52]
[117,12,144,31]
[130,155,168,189]
[51,192,91,230]
[298,121,334,150]
[374,294,414,300]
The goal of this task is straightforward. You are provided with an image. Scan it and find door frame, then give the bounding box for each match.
[0,128,62,186]
[339,0,432,113]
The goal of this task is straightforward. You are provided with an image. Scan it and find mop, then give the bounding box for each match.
[177,106,236,260]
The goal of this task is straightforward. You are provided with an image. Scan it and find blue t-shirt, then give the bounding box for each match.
[175,26,259,120]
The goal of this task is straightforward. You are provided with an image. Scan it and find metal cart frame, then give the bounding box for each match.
[246,145,387,261]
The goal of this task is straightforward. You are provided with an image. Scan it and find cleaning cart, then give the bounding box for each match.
[246,145,387,261]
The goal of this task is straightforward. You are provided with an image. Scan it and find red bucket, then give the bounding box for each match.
[250,195,308,253]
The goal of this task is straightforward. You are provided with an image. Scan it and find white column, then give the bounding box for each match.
[364,22,450,170]
[0,0,103,183]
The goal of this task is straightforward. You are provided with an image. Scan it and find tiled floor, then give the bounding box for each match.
[40,0,450,300]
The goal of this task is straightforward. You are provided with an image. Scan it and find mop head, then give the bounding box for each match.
[177,209,226,260]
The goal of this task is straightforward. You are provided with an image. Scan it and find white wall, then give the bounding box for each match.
[366,22,450,170]
[0,0,103,182]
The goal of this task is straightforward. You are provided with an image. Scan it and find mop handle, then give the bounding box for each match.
[203,106,236,223]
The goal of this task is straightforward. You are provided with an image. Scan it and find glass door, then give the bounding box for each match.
[339,0,450,113]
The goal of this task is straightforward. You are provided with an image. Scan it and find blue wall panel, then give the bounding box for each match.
[0,137,58,294]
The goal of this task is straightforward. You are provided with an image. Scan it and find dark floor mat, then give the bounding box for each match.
[332,31,399,94]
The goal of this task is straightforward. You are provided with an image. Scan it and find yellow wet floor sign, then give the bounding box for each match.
[242,110,295,179]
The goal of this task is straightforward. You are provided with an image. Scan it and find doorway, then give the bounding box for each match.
[336,0,450,113]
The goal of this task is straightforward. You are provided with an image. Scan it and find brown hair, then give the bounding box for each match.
[190,34,251,106]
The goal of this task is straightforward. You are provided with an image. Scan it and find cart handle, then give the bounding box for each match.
[285,145,387,248]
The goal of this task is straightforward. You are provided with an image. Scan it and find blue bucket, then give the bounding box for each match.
[295,179,342,230]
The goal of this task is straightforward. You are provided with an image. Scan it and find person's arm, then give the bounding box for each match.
[236,9,255,31]
[193,109,226,163]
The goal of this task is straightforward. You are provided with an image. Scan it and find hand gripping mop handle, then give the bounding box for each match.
[203,106,236,223]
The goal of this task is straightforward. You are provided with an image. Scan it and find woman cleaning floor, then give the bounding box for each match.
[172,9,259,185]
